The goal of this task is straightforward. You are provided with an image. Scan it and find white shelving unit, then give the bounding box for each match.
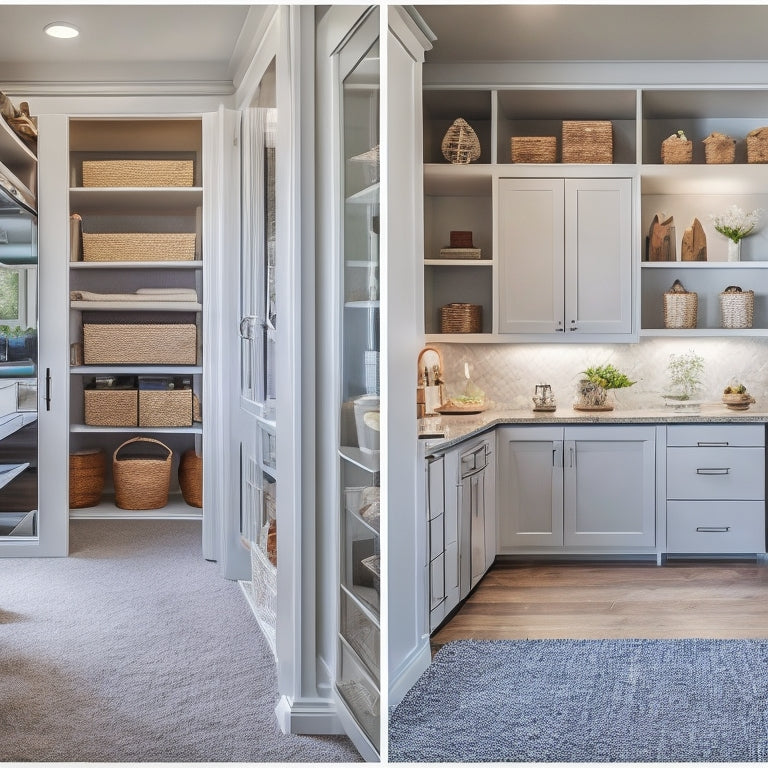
[67,117,204,520]
[423,85,768,343]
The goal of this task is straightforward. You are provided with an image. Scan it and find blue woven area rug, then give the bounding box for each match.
[389,638,768,762]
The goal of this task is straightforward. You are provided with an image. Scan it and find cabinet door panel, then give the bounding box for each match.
[497,432,564,548]
[564,431,655,547]
[498,178,564,334]
[565,178,632,335]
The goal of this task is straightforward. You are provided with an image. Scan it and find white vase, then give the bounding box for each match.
[727,239,741,262]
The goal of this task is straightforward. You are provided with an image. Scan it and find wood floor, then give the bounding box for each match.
[431,560,768,651]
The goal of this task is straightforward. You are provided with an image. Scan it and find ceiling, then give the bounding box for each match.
[0,4,257,87]
[415,5,768,64]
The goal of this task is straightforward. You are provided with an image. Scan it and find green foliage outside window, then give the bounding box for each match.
[0,271,19,321]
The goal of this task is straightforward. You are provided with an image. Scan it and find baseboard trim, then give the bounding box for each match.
[274,695,344,735]
[389,639,432,708]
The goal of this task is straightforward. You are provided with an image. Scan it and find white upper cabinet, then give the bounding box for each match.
[498,177,632,339]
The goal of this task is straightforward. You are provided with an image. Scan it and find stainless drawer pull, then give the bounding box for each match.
[696,468,730,475]
[696,526,731,533]
[697,441,729,447]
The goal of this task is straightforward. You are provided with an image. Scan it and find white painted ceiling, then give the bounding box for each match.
[0,4,255,85]
[415,4,768,63]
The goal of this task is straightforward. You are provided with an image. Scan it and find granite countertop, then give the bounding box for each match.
[421,404,768,452]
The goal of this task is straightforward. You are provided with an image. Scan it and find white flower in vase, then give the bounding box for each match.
[710,205,763,261]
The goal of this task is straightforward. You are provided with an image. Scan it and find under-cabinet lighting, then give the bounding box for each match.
[43,22,79,39]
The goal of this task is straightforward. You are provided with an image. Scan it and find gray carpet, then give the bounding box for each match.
[0,519,361,762]
[389,638,768,762]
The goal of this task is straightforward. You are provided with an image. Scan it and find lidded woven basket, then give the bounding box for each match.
[441,118,481,164]
[663,279,698,329]
[720,286,754,329]
[704,132,736,164]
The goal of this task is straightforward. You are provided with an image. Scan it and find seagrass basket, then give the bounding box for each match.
[139,389,193,427]
[720,288,754,329]
[661,137,693,164]
[663,289,698,329]
[82,232,196,262]
[83,323,197,365]
[82,159,193,187]
[179,449,202,508]
[704,132,735,164]
[84,387,138,427]
[69,449,106,509]
[113,436,172,510]
[510,136,556,163]
[441,118,481,164]
[561,120,613,163]
[747,127,768,163]
[440,303,482,333]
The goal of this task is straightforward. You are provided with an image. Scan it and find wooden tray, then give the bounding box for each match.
[436,403,488,415]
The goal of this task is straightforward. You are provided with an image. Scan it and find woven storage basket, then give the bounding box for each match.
[69,449,106,509]
[561,120,613,163]
[663,290,698,329]
[139,389,193,427]
[113,436,172,510]
[661,137,693,164]
[82,159,193,188]
[179,449,202,508]
[747,127,768,163]
[510,136,556,163]
[720,289,754,329]
[704,133,736,164]
[440,303,482,333]
[83,323,196,365]
[82,232,196,262]
[84,387,137,427]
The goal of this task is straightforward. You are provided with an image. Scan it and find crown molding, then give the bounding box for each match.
[1,80,235,98]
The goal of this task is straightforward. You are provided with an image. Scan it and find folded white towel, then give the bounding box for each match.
[71,289,198,302]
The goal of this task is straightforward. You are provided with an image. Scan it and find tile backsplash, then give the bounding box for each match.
[434,338,768,411]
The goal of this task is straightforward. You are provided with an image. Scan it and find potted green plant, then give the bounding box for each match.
[575,364,635,411]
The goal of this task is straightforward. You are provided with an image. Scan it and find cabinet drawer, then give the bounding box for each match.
[667,447,765,500]
[667,424,765,448]
[667,501,766,553]
[430,514,444,559]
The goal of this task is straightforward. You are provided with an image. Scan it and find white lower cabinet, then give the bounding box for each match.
[665,424,766,555]
[498,425,656,552]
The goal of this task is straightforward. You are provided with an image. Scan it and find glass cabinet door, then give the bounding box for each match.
[0,193,38,542]
[336,10,381,755]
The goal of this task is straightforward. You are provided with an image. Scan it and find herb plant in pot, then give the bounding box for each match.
[575,364,635,411]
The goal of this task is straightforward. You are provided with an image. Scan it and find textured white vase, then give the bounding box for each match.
[727,239,741,262]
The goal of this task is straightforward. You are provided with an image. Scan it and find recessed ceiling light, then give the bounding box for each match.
[44,22,79,39]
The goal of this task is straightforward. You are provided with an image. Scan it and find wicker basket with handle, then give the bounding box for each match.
[113,436,173,510]
[720,286,754,329]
